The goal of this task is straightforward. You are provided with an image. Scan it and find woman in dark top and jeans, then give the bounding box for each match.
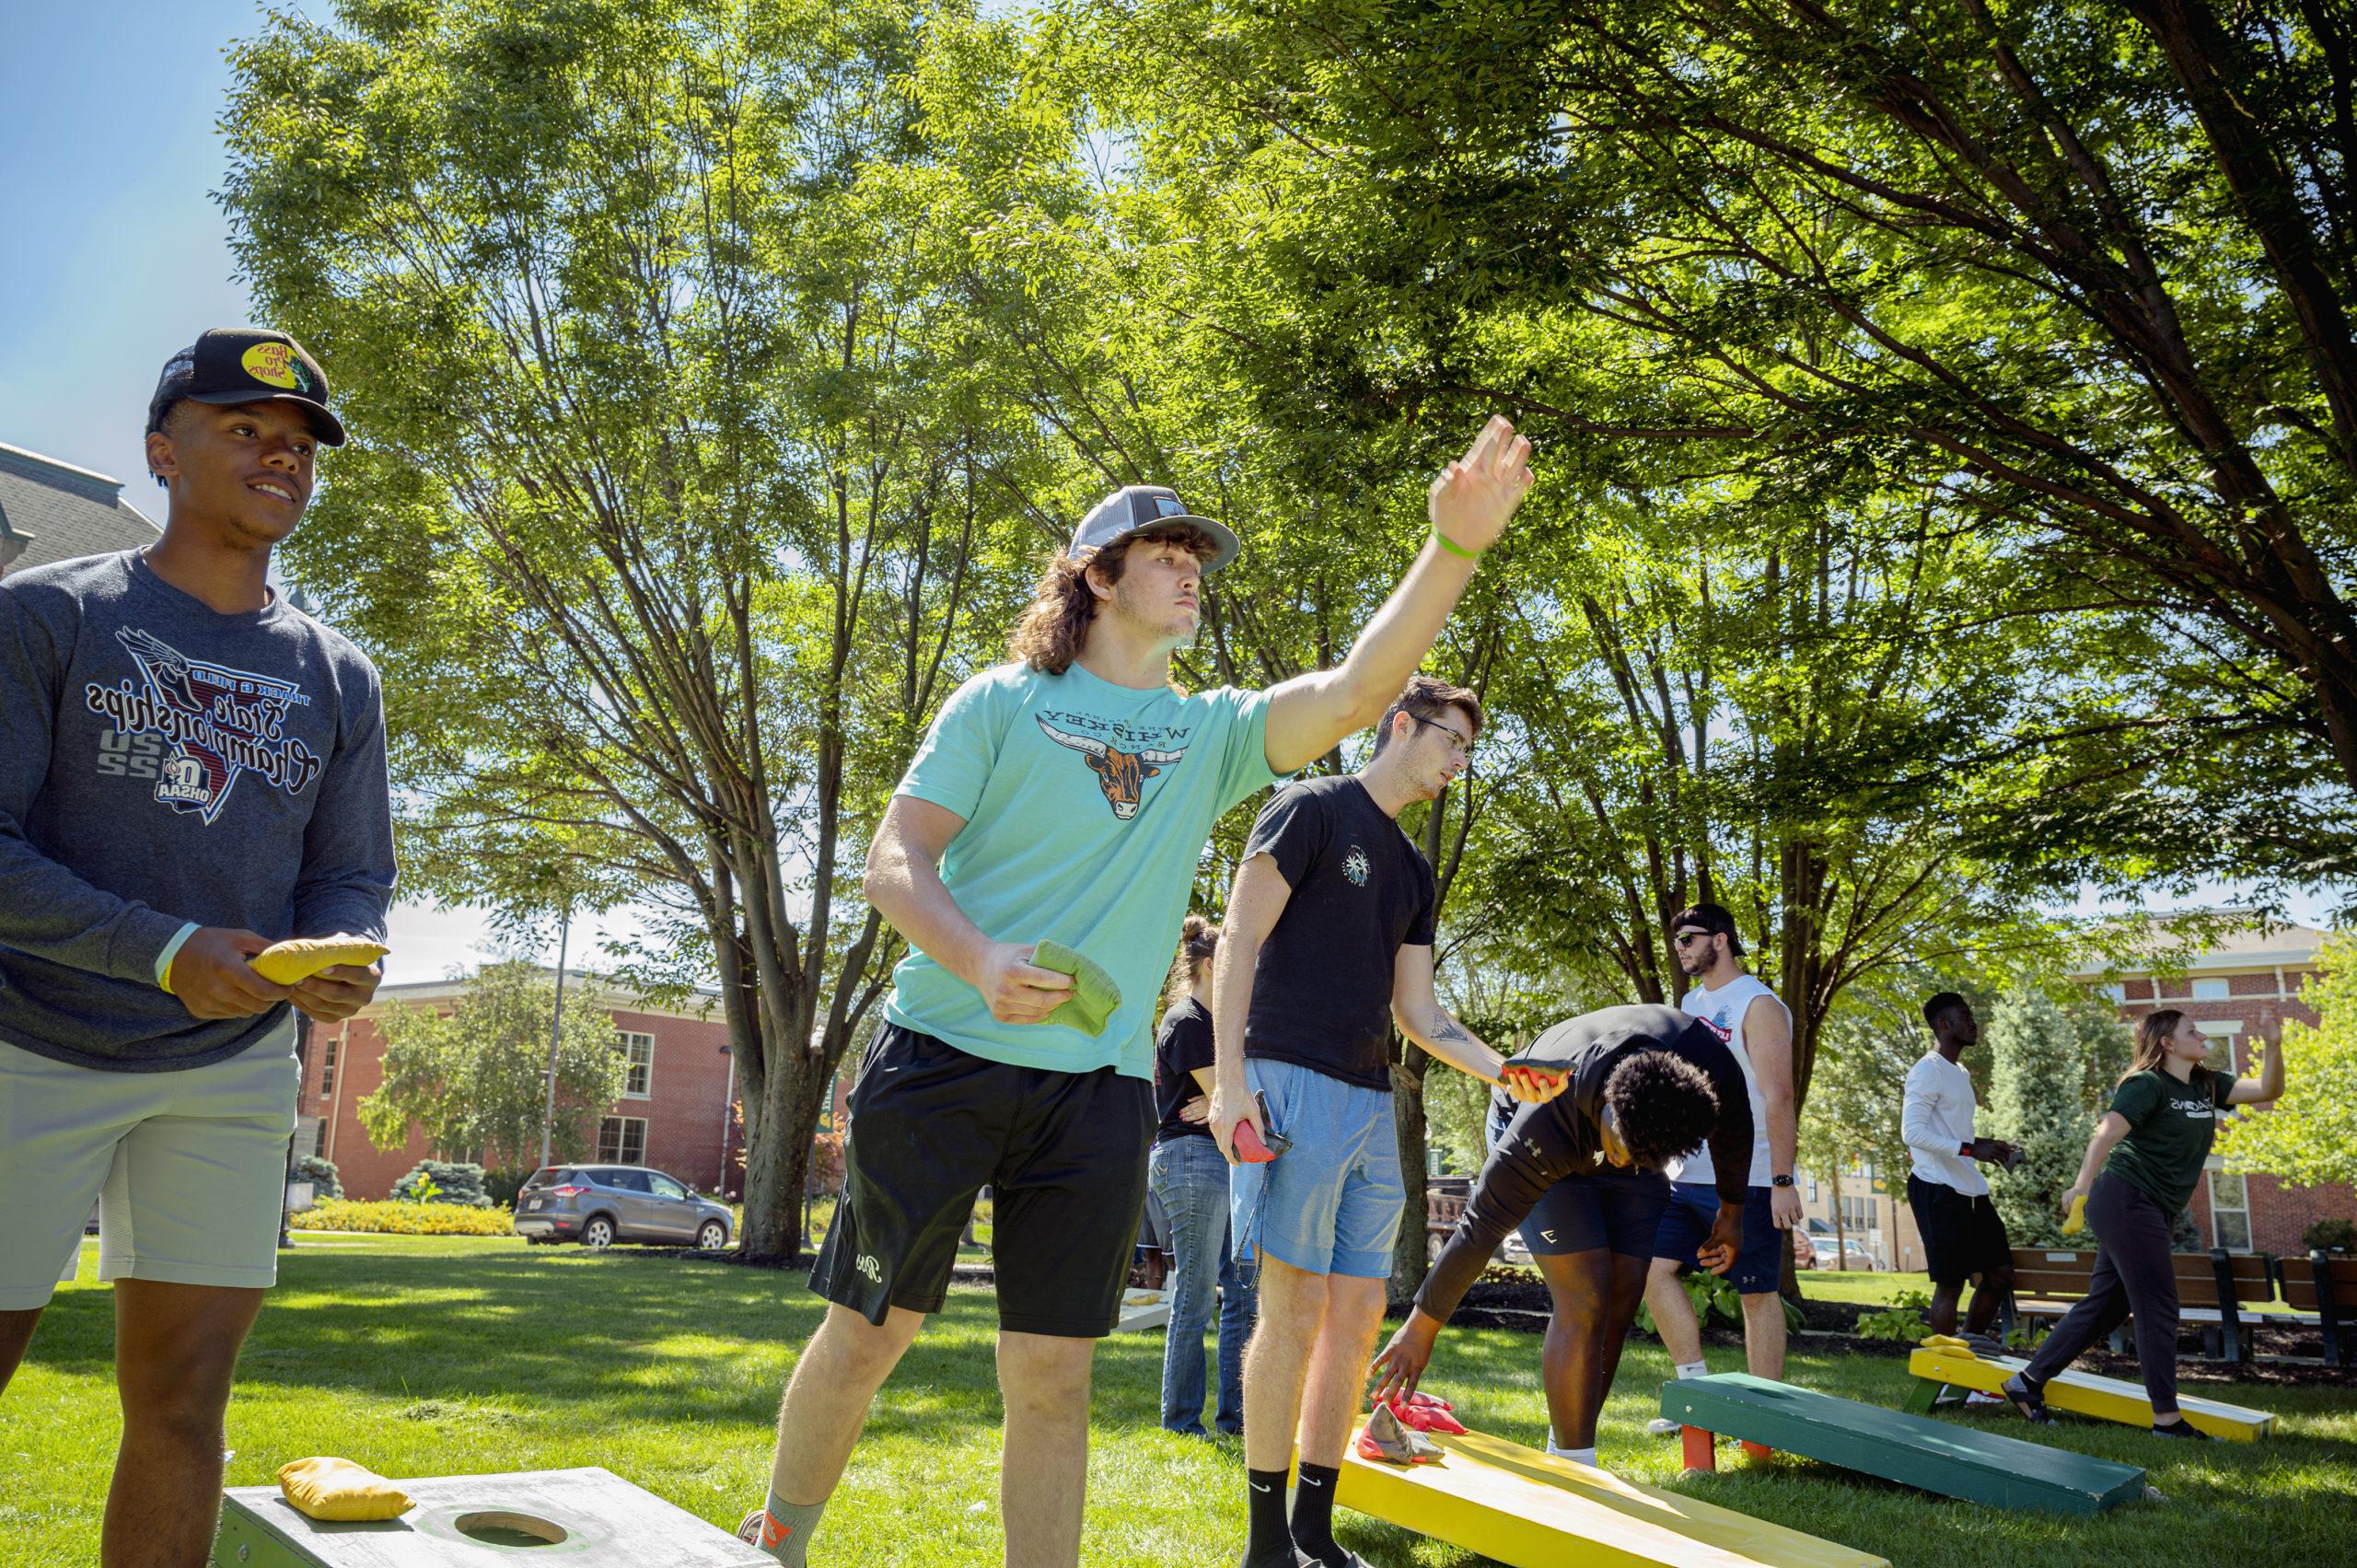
[2004,1008,2285,1437]
[1146,916,1257,1435]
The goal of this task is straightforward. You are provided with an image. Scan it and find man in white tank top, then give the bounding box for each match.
[1642,903,1801,1434]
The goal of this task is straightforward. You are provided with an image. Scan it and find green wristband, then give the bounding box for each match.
[1432,528,1484,561]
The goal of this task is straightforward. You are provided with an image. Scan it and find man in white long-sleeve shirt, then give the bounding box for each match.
[1902,993,2019,1337]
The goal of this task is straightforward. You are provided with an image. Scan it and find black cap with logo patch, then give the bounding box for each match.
[146,327,346,447]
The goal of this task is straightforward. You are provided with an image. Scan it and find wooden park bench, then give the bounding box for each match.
[2273,1250,2357,1368]
[2003,1246,2275,1363]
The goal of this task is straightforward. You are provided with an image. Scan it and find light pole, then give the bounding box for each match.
[538,909,572,1170]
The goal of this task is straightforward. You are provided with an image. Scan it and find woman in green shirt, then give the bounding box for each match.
[2003,1009,2284,1436]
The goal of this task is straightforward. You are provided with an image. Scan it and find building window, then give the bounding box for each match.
[598,1116,647,1166]
[618,1031,655,1099]
[1838,1196,1876,1234]
[2208,1168,2251,1252]
[319,1035,340,1099]
[2190,979,2229,1002]
[2096,982,2127,1004]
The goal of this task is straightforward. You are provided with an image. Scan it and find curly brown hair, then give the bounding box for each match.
[1007,525,1222,676]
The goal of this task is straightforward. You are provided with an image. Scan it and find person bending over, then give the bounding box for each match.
[2002,1008,2284,1439]
[1371,1005,1751,1470]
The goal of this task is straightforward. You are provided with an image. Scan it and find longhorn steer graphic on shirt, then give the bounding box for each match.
[1038,718,1186,819]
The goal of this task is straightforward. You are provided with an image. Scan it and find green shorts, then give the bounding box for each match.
[1,1022,299,1310]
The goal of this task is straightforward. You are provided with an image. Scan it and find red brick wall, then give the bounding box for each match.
[300,1004,742,1200]
[2112,978,2356,1255]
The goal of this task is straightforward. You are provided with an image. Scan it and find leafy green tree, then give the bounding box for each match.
[2222,936,2357,1188]
[1983,984,2131,1245]
[220,0,1045,1256]
[358,960,628,1175]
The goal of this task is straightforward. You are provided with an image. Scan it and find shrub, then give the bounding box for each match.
[482,1168,532,1209]
[293,1156,343,1201]
[1857,1290,1933,1342]
[391,1160,493,1207]
[288,1198,516,1236]
[2305,1217,2357,1254]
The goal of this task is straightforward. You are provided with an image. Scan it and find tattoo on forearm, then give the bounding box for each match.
[1432,1018,1473,1046]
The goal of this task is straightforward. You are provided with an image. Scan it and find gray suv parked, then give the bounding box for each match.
[514,1165,733,1250]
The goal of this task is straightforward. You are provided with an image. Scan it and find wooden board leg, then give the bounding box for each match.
[1900,1377,1942,1416]
[1681,1424,1716,1472]
[1740,1440,1772,1463]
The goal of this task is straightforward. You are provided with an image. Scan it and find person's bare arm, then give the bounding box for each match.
[863,794,1072,1023]
[2061,1112,2133,1211]
[2224,1037,2285,1105]
[1207,854,1293,1160]
[1744,995,1802,1229]
[1260,418,1533,773]
[1390,943,1504,1083]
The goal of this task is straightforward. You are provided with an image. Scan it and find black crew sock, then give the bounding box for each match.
[1242,1468,1297,1567]
[1291,1463,1347,1567]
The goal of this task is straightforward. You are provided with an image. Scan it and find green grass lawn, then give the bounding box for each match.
[6,1237,2352,1566]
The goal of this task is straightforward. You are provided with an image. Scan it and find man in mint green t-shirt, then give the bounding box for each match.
[739,418,1536,1568]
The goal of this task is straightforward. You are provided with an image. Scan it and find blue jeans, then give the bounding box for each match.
[1147,1134,1256,1434]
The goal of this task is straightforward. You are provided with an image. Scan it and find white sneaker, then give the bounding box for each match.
[1645,1416,1682,1437]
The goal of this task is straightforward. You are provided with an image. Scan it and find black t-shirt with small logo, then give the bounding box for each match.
[2102,1066,2239,1214]
[1153,996,1217,1144]
[1241,773,1437,1091]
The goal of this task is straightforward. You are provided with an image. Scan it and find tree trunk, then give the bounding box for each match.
[1830,1165,1849,1272]
[1387,1051,1430,1310]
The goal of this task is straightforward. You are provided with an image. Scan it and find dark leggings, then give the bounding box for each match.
[1534,1249,1651,1448]
[2020,1173,2182,1415]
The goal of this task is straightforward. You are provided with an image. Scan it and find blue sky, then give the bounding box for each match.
[0,3,2328,984]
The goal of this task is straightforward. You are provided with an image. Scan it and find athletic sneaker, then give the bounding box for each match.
[1644,1416,1682,1436]
[2000,1372,2053,1424]
[736,1509,767,1546]
[2151,1419,2212,1441]
[1963,1390,2007,1409]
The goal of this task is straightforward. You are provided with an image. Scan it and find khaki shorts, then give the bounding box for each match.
[0,1022,298,1310]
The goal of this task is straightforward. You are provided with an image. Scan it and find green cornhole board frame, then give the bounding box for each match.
[1664,1374,2145,1516]
[210,1466,772,1566]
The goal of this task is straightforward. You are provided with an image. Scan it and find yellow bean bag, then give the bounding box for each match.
[251,936,389,985]
[277,1456,413,1522]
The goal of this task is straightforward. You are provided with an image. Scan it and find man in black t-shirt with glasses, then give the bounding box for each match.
[1209,676,1564,1568]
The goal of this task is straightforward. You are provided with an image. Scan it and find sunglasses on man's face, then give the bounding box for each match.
[1673,930,1714,948]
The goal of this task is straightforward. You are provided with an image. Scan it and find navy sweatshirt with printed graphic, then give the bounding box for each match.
[0,551,396,1071]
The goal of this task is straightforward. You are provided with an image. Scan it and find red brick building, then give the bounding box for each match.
[297,971,744,1200]
[2079,923,2355,1257]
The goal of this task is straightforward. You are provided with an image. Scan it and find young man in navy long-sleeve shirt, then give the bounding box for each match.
[0,329,396,1566]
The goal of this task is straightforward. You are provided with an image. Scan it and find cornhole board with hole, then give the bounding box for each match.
[1115,1286,1172,1332]
[1665,1374,2143,1516]
[1904,1346,2276,1442]
[1334,1422,1887,1568]
[210,1467,771,1566]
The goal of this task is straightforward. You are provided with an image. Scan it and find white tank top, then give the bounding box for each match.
[1665,973,1785,1190]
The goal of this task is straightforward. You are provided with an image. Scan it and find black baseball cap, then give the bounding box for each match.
[1669,901,1745,958]
[146,328,346,447]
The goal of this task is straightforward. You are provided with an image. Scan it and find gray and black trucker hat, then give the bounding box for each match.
[1066,485,1240,574]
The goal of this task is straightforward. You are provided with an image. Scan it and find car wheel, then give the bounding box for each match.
[697,1220,728,1251]
[582,1215,617,1249]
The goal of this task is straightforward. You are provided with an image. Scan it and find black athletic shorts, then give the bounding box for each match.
[1908,1174,2012,1288]
[1488,1102,1670,1259]
[809,1024,1154,1337]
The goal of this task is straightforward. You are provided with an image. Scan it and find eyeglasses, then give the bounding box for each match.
[1411,714,1476,756]
[1672,930,1714,948]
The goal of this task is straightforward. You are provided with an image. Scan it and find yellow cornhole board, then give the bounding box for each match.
[1115,1287,1172,1333]
[1907,1348,2275,1442]
[1336,1423,1887,1568]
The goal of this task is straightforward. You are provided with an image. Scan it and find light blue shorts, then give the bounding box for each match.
[1229,1058,1403,1280]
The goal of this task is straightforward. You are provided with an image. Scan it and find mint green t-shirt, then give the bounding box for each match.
[883,662,1283,1078]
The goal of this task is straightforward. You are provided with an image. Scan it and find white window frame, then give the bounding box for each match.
[319,1034,339,1099]
[2190,978,2230,1002]
[618,1030,656,1099]
[2206,1163,2252,1253]
[598,1116,647,1166]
